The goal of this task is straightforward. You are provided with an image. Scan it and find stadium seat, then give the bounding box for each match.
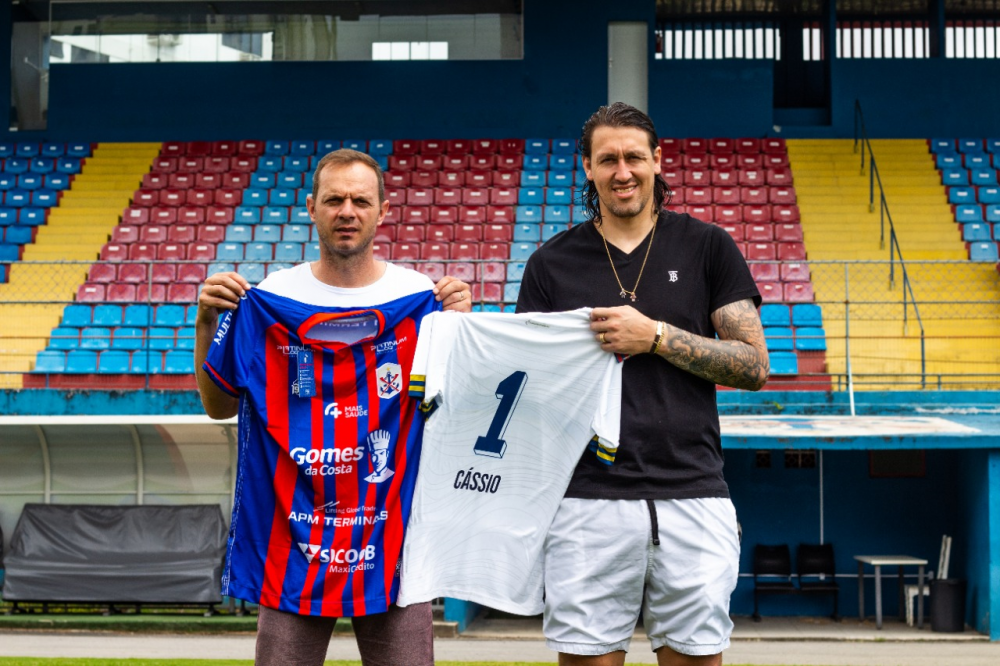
[792,304,823,328]
[62,304,93,327]
[34,350,66,373]
[155,304,186,327]
[962,224,992,242]
[763,327,795,351]
[274,242,303,262]
[65,350,98,373]
[48,327,80,350]
[949,187,975,205]
[239,263,266,283]
[106,283,137,302]
[147,327,176,351]
[795,327,827,351]
[759,304,791,327]
[784,282,815,302]
[166,283,198,303]
[92,304,123,327]
[781,263,811,282]
[941,169,969,186]
[175,327,196,351]
[750,263,779,282]
[130,351,163,374]
[969,242,999,261]
[123,304,153,327]
[111,327,145,350]
[98,350,131,373]
[76,283,106,302]
[769,351,799,375]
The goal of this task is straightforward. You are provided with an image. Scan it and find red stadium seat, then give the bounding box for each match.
[150,263,177,283]
[205,206,234,224]
[385,188,406,207]
[220,173,250,189]
[715,205,743,224]
[410,171,437,187]
[451,243,479,260]
[420,139,446,155]
[111,226,139,244]
[746,242,777,261]
[237,140,264,156]
[447,139,472,154]
[167,225,196,243]
[463,188,491,207]
[76,283,106,302]
[132,189,159,207]
[406,188,434,207]
[738,169,765,187]
[177,158,204,174]
[472,283,503,303]
[757,281,783,303]
[383,207,401,225]
[659,138,682,153]
[371,243,391,261]
[667,188,685,204]
[661,169,683,187]
[777,242,807,261]
[486,206,514,223]
[416,156,442,171]
[459,206,487,223]
[496,155,521,170]
[185,189,213,207]
[168,173,195,189]
[429,206,458,224]
[393,140,419,155]
[139,225,167,243]
[100,243,129,262]
[783,282,814,302]
[472,139,499,154]
[709,138,735,153]
[421,242,449,261]
[117,264,146,283]
[87,263,117,284]
[770,187,797,205]
[434,187,462,207]
[710,168,738,186]
[713,187,740,205]
[750,262,780,282]
[477,262,507,283]
[211,141,237,156]
[772,205,801,223]
[106,283,136,302]
[441,171,467,187]
[491,188,519,206]
[178,263,208,284]
[142,173,168,190]
[148,208,175,225]
[416,262,446,282]
[763,154,790,168]
[229,157,257,173]
[498,139,524,154]
[686,188,712,205]
[766,167,793,186]
[741,187,769,205]
[746,224,774,242]
[483,224,513,242]
[710,154,737,169]
[137,283,166,302]
[743,204,772,225]
[736,154,763,169]
[397,225,425,242]
[158,243,187,261]
[781,263,811,282]
[392,243,420,261]
[426,225,454,243]
[188,243,216,261]
[152,157,178,173]
[762,138,787,154]
[388,156,417,172]
[402,208,430,224]
[455,224,483,241]
[774,224,804,242]
[167,283,198,303]
[203,157,230,174]
[494,172,520,187]
[161,141,186,157]
[386,172,410,188]
[683,138,708,152]
[686,205,713,222]
[684,170,711,186]
[481,242,510,260]
[178,206,206,224]
[158,189,186,207]
[121,207,150,225]
[186,141,211,157]
[718,223,744,241]
[735,138,761,154]
[470,155,495,170]
[683,153,709,169]
[660,153,683,170]
[442,155,469,171]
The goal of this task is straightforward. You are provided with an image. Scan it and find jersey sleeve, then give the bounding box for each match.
[202,297,258,397]
[588,349,624,466]
[708,224,762,312]
[408,312,457,415]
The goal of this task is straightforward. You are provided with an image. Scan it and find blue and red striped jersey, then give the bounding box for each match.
[204,284,440,617]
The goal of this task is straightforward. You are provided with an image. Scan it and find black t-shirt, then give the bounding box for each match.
[515,211,760,500]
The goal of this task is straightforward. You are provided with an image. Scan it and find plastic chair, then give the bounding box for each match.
[905,535,952,627]
[753,544,796,621]
[797,543,840,620]
[764,327,794,351]
[98,350,131,374]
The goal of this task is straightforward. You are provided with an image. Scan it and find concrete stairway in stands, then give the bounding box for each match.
[788,139,1000,388]
[0,143,161,387]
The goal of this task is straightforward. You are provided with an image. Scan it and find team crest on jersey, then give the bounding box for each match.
[376,363,402,399]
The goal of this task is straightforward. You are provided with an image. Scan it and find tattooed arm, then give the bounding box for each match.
[590,299,770,391]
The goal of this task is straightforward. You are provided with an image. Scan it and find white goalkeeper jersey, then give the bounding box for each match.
[397,308,623,615]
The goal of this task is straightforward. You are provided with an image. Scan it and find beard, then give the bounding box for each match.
[600,189,653,220]
[317,221,377,259]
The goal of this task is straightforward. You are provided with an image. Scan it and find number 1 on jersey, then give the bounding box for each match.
[474,371,528,459]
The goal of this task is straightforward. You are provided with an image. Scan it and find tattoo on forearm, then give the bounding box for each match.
[661,299,770,390]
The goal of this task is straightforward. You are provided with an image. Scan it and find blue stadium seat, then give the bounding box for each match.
[48,327,79,350]
[0,174,15,190]
[62,304,92,327]
[965,154,990,169]
[98,350,131,373]
[502,304,517,313]
[769,351,799,375]
[293,189,308,206]
[760,304,791,327]
[342,140,366,152]
[265,141,290,156]
[290,140,316,156]
[971,170,998,186]
[368,139,392,156]
[525,139,549,154]
[550,155,575,171]
[571,204,588,222]
[763,327,795,351]
[929,138,956,153]
[15,143,40,158]
[986,139,1000,154]
[980,187,1000,204]
[795,327,827,351]
[225,225,253,242]
[544,206,571,224]
[515,205,542,224]
[34,350,66,372]
[958,138,984,154]
[30,158,54,174]
[509,243,536,261]
[66,143,91,158]
[969,242,999,262]
[548,172,573,187]
[111,327,145,350]
[130,351,163,374]
[270,189,296,207]
[513,224,541,242]
[5,158,29,174]
[518,188,544,205]
[521,172,545,187]
[123,304,153,327]
[541,223,567,241]
[546,188,573,205]
[155,304,186,327]
[45,174,71,190]
[317,140,341,153]
[244,242,274,261]
[233,207,262,224]
[304,242,320,261]
[31,189,58,207]
[503,282,521,302]
[185,305,198,326]
[65,350,98,373]
[0,142,13,158]
[551,139,576,154]
[948,187,975,205]
[0,243,21,261]
[242,188,269,206]
[258,156,283,172]
[506,261,526,282]
[251,173,276,188]
[283,224,310,242]
[955,205,983,223]
[4,225,33,244]
[216,243,245,262]
[0,208,16,225]
[936,154,961,169]
[285,157,310,172]
[56,157,82,174]
[207,262,236,276]
[986,205,1000,223]
[274,242,303,262]
[164,350,195,374]
[266,262,293,277]
[791,304,823,328]
[19,208,46,225]
[254,225,282,243]
[5,190,29,206]
[262,206,290,224]
[523,155,548,171]
[175,327,196,351]
[962,223,992,241]
[147,327,176,350]
[79,327,111,350]
[473,304,503,313]
[41,142,65,157]
[18,173,43,190]
[941,169,968,186]
[290,207,311,223]
[239,262,266,283]
[91,304,123,327]
[574,171,589,187]
[277,172,304,189]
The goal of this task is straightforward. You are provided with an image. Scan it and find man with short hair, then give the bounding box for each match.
[195,148,471,666]
[517,103,770,666]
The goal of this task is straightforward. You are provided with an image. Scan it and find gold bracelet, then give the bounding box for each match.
[650,320,666,354]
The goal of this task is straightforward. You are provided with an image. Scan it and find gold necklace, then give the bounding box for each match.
[598,217,657,302]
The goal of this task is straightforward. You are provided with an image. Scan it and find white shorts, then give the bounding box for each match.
[542,497,740,657]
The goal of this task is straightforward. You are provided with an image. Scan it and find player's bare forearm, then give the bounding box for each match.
[660,299,770,391]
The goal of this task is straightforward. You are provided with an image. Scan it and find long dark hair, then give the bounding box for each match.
[578,102,671,224]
